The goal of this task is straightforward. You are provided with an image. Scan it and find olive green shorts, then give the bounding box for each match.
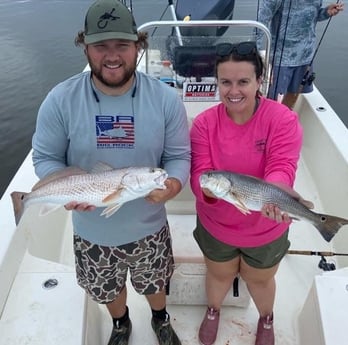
[193,218,290,269]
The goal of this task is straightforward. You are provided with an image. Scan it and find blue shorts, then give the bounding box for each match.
[267,64,314,100]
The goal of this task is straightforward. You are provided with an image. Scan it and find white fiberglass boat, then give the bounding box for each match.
[1,2,348,344]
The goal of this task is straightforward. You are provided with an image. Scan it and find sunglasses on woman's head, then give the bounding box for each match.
[216,41,257,57]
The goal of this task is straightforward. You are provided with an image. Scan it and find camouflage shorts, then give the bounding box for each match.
[73,223,174,304]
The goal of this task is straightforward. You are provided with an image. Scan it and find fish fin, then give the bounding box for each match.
[234,203,252,215]
[39,203,62,216]
[298,198,314,210]
[32,167,86,191]
[89,162,114,174]
[102,188,124,203]
[100,204,123,218]
[231,193,251,215]
[314,214,348,242]
[10,191,27,225]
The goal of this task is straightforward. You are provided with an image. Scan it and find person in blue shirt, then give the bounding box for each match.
[32,0,190,344]
[258,0,344,109]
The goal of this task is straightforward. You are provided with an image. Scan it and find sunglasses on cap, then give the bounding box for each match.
[216,41,257,57]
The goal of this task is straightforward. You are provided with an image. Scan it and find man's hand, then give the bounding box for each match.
[327,2,344,16]
[64,201,96,212]
[145,178,182,203]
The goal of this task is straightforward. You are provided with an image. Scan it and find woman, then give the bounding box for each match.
[190,41,303,345]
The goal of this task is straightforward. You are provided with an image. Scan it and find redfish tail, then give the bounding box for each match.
[10,191,27,225]
[315,214,348,242]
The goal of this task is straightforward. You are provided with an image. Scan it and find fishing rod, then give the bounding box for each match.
[256,0,292,100]
[287,249,348,271]
[288,249,348,257]
[271,0,292,101]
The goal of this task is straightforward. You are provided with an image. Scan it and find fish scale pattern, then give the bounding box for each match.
[17,166,167,216]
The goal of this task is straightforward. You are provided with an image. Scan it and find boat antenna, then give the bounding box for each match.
[120,0,133,12]
[297,0,340,93]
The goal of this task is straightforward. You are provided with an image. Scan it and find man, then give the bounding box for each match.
[258,0,344,108]
[32,0,190,344]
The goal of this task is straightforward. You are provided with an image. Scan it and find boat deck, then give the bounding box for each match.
[1,89,348,344]
[1,1,348,343]
[85,157,334,345]
[0,154,339,345]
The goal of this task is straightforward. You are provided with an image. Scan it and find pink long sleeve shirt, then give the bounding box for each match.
[190,97,303,247]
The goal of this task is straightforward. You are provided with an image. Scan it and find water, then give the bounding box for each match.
[0,0,347,197]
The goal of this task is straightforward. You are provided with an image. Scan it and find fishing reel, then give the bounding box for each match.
[318,256,336,271]
[288,250,339,272]
[306,72,316,86]
[301,71,316,87]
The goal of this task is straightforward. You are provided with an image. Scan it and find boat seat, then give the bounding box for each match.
[175,0,235,37]
[0,254,86,345]
[173,45,217,81]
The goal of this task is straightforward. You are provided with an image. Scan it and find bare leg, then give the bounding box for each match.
[197,256,240,345]
[204,255,240,309]
[145,289,167,310]
[106,286,127,318]
[106,286,168,316]
[282,92,300,110]
[240,258,280,317]
[105,287,132,344]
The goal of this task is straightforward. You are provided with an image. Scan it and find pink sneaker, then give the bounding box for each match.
[255,313,274,345]
[198,307,220,345]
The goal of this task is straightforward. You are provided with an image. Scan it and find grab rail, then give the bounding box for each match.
[138,20,272,93]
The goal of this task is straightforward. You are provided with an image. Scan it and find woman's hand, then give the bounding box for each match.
[261,181,314,223]
[202,187,217,199]
[261,204,291,223]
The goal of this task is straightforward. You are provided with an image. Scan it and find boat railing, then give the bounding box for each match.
[137,20,272,94]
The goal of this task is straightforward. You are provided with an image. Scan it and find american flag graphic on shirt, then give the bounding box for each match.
[96,115,135,149]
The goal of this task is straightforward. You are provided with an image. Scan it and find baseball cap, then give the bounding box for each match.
[84,0,138,44]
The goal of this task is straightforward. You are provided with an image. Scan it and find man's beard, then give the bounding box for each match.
[87,55,136,89]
